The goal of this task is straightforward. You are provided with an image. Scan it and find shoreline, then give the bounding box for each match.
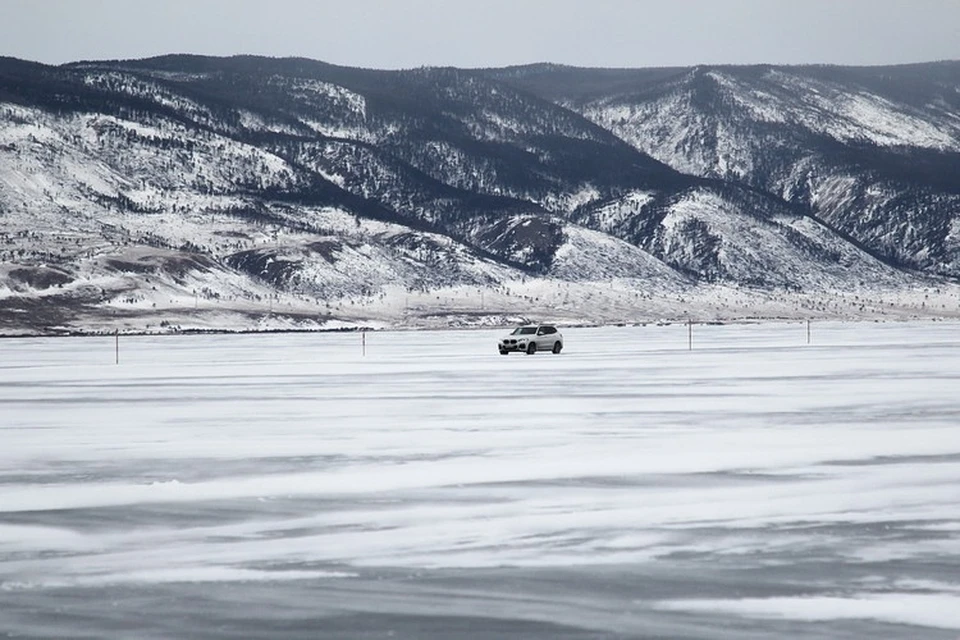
[2,313,956,341]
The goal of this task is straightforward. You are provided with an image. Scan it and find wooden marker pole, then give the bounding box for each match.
[362,330,366,357]
[115,329,119,365]
[688,320,692,351]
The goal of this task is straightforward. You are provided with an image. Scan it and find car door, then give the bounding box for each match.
[535,326,553,350]
[534,326,546,350]
[538,326,559,351]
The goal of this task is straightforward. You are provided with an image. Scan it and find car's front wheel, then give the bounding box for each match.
[552,341,562,354]
[526,342,537,355]
[499,349,509,355]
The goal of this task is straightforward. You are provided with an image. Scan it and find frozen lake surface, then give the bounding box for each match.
[2,321,960,639]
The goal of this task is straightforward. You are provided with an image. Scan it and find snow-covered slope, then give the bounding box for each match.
[2,56,959,335]
[493,62,960,277]
[575,67,960,175]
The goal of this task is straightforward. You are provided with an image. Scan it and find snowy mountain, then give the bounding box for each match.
[491,62,960,278]
[2,56,959,335]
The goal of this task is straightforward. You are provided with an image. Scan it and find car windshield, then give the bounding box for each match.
[511,327,537,335]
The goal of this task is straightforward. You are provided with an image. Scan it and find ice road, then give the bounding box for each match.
[2,321,960,639]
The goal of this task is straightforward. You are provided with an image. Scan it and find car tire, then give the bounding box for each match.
[499,349,509,355]
[526,342,537,355]
[552,341,562,354]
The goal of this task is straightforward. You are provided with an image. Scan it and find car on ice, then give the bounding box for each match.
[499,324,563,355]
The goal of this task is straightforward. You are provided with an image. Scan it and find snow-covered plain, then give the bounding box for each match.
[2,322,960,639]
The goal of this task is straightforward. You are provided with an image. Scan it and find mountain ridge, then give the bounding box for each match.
[2,55,959,335]
[487,60,960,276]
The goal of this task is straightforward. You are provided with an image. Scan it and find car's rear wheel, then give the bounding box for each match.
[499,349,509,355]
[526,342,537,355]
[552,341,562,354]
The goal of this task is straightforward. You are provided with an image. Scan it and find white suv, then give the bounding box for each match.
[499,325,563,355]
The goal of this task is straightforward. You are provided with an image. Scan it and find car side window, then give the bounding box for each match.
[542,326,556,335]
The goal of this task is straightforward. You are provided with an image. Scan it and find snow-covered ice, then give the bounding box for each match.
[1,321,959,638]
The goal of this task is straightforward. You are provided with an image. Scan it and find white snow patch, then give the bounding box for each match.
[654,594,960,630]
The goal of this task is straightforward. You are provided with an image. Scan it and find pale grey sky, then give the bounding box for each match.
[2,0,959,69]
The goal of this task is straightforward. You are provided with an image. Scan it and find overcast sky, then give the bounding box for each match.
[2,0,959,69]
